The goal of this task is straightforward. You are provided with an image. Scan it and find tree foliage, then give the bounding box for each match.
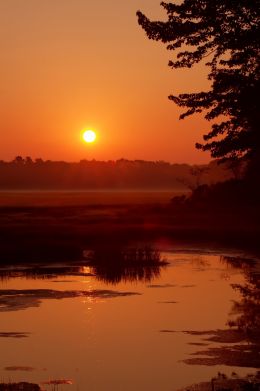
[137,1,260,168]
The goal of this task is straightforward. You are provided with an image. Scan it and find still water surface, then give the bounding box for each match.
[0,248,259,390]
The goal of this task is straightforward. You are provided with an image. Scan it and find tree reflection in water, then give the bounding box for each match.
[182,255,260,368]
[223,256,260,341]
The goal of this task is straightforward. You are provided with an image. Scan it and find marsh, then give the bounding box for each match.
[0,246,259,390]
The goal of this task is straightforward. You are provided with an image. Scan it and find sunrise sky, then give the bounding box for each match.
[0,0,211,164]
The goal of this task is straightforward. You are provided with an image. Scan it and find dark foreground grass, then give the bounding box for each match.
[0,202,259,264]
[0,200,259,264]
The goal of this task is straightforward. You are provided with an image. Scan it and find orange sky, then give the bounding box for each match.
[0,0,211,164]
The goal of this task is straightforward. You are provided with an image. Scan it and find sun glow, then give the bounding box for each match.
[83,130,96,143]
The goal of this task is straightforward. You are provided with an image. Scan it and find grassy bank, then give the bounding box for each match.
[0,199,259,264]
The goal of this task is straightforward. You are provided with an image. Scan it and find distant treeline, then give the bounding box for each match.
[0,156,233,190]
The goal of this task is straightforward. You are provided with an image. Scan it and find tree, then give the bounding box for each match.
[13,156,25,164]
[137,1,260,174]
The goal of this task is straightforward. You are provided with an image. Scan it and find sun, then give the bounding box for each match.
[83,130,96,143]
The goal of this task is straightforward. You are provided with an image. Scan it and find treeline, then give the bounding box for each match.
[0,156,232,190]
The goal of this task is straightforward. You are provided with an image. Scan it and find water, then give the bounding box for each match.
[0,248,259,391]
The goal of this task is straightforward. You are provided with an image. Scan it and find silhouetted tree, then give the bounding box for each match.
[13,156,24,164]
[25,156,33,165]
[35,158,44,165]
[178,165,209,190]
[137,1,260,175]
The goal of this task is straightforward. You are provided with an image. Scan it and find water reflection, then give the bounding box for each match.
[84,246,165,265]
[0,289,140,312]
[147,283,175,288]
[0,266,94,281]
[85,246,168,284]
[90,263,163,284]
[182,329,260,367]
[0,250,259,391]
[0,332,30,338]
[0,246,167,285]
[180,255,260,369]
[223,256,260,339]
[4,366,36,372]
[41,379,73,385]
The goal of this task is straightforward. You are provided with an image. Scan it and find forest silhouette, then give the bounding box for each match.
[0,157,231,190]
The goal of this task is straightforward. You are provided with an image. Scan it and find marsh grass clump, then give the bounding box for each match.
[83,245,168,284]
[85,245,167,266]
